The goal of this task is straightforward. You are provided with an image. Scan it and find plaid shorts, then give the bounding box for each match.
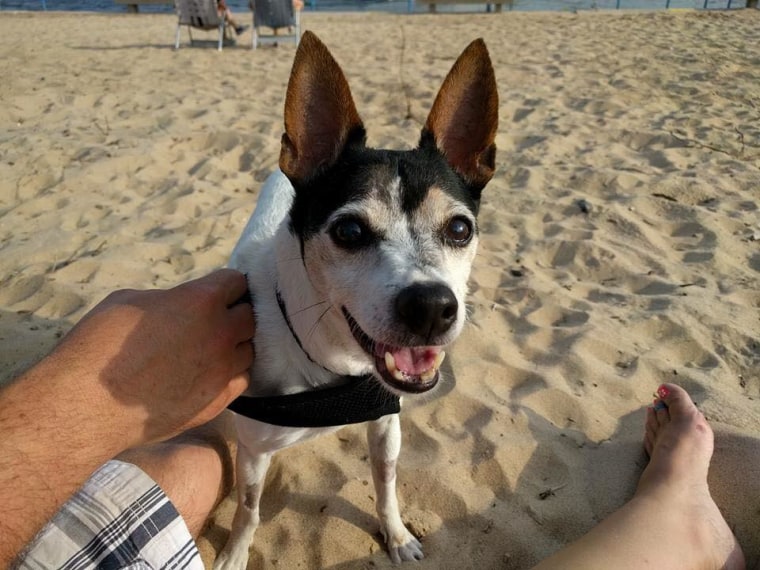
[17,460,203,570]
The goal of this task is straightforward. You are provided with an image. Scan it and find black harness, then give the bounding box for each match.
[226,285,400,428]
[227,374,400,428]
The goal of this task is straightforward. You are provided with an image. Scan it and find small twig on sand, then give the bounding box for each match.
[668,130,737,158]
[398,26,415,123]
[538,483,568,500]
[734,126,745,158]
[94,116,110,137]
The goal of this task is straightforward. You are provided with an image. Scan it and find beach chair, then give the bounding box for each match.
[174,0,234,52]
[249,0,301,50]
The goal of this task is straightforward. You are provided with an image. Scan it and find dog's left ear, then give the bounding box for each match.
[422,39,498,194]
[280,31,366,186]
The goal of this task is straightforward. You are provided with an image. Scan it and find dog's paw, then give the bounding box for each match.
[383,526,424,564]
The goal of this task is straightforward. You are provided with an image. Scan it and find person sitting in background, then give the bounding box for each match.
[248,0,303,36]
[218,0,249,36]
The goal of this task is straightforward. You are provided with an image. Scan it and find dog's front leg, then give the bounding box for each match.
[214,444,272,570]
[367,414,423,563]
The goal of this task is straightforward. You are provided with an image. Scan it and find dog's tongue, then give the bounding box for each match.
[376,345,442,376]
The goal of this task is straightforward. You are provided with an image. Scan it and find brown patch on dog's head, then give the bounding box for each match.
[412,185,462,228]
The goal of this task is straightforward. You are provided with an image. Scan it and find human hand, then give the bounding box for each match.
[48,269,254,447]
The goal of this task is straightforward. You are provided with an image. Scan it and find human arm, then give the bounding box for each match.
[0,269,254,565]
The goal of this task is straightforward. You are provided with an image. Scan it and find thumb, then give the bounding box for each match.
[190,372,250,430]
[224,372,250,404]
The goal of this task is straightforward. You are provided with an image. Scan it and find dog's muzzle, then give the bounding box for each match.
[342,283,457,394]
[395,282,458,339]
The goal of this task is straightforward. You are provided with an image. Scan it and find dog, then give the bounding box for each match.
[214,31,498,569]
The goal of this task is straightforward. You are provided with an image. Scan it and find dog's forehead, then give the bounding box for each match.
[352,148,476,215]
[357,170,460,225]
[290,147,478,239]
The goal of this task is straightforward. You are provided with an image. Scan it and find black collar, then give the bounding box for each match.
[227,283,400,427]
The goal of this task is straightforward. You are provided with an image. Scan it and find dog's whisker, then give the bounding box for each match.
[305,304,333,342]
[347,318,377,355]
[288,300,329,317]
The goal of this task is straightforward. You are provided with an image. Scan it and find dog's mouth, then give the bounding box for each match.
[342,307,444,394]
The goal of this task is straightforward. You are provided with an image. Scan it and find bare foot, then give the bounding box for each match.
[533,384,745,570]
[637,383,745,570]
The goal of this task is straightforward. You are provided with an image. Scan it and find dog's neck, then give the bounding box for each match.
[273,286,332,374]
[245,222,369,397]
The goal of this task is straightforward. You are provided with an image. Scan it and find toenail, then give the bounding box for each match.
[657,385,670,399]
[653,400,668,411]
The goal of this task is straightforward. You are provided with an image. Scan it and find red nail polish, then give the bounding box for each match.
[657,385,670,399]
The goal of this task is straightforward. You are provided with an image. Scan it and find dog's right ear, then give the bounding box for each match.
[280,31,366,186]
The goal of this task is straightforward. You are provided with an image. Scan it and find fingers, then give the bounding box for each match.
[100,270,246,313]
[187,369,250,432]
[217,269,250,306]
[183,268,249,306]
[229,302,256,344]
[226,370,250,401]
[207,370,250,419]
[233,340,255,377]
[185,269,254,389]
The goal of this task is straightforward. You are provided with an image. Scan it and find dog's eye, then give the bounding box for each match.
[444,216,473,246]
[330,218,370,249]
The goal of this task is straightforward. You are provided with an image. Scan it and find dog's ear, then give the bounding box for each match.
[280,31,366,185]
[422,39,498,193]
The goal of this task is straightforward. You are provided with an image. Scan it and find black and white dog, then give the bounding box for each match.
[214,31,498,568]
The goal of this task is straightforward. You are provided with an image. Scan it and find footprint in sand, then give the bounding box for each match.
[748,253,760,273]
[525,305,590,329]
[0,274,85,319]
[670,221,717,265]
[627,314,721,371]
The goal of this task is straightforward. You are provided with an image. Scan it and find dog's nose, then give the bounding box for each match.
[395,283,458,339]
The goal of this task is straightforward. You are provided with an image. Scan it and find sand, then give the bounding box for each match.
[1,7,759,569]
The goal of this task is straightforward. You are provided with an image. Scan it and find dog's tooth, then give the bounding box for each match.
[384,352,396,372]
[420,367,437,382]
[385,352,406,381]
[418,351,446,383]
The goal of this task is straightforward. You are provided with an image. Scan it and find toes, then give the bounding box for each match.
[657,383,692,413]
[390,549,401,565]
[654,398,670,426]
[385,528,424,563]
[656,383,709,428]
[644,408,657,456]
[644,384,714,459]
[391,538,424,563]
[645,405,659,434]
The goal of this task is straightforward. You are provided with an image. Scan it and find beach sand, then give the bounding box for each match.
[1,8,759,569]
